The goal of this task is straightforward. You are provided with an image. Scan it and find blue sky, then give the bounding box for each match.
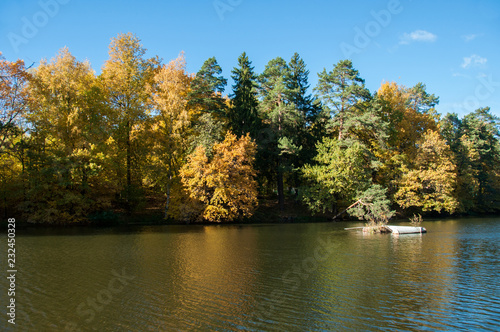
[1,0,499,117]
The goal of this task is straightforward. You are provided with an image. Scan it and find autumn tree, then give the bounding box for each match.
[145,54,192,218]
[0,52,29,152]
[377,81,438,158]
[180,132,258,222]
[0,53,30,217]
[24,48,109,223]
[100,33,159,210]
[375,81,439,198]
[394,130,458,214]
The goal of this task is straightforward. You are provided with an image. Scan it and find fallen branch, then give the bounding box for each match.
[332,199,361,221]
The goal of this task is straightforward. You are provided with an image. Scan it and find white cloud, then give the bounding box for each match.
[452,72,471,79]
[461,54,487,69]
[462,34,480,42]
[400,30,437,45]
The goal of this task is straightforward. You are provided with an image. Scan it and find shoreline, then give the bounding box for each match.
[1,201,495,230]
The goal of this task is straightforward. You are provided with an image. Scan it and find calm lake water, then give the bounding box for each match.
[2,218,500,331]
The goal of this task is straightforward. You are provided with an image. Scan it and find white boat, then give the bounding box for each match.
[345,225,427,234]
[385,225,426,234]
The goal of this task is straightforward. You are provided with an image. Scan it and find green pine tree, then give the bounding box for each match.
[314,59,372,141]
[459,108,500,212]
[228,52,260,138]
[188,57,227,119]
[348,184,395,224]
[258,56,301,211]
[287,53,326,166]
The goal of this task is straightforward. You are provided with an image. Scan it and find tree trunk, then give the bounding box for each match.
[164,181,171,219]
[82,165,88,196]
[277,166,284,212]
[338,115,344,141]
[2,185,6,219]
[21,140,27,202]
[126,120,132,208]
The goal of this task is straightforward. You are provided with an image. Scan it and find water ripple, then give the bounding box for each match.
[1,219,499,331]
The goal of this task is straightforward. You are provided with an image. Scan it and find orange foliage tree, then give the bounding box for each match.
[180,132,258,222]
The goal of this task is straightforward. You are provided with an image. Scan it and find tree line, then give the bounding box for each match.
[1,33,499,224]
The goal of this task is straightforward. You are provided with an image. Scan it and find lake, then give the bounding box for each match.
[2,218,499,331]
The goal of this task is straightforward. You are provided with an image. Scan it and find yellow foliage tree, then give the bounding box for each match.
[180,132,258,222]
[377,81,438,158]
[0,53,29,217]
[1,52,29,152]
[145,53,193,218]
[394,130,458,213]
[375,81,440,198]
[100,33,159,208]
[20,48,114,223]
